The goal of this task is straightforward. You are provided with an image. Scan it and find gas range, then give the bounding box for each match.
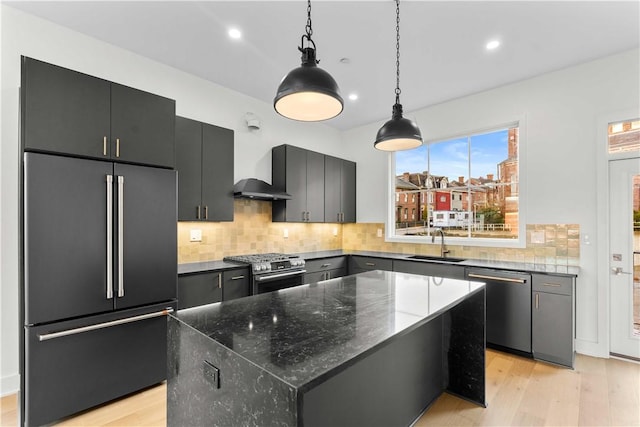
[224,253,306,274]
[223,253,306,295]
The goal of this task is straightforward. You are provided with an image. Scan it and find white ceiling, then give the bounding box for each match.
[5,1,640,131]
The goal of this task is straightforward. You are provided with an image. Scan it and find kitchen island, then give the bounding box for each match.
[167,270,486,427]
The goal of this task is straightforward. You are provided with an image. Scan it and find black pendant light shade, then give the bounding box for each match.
[274,47,343,121]
[374,0,423,151]
[374,103,423,151]
[274,0,343,122]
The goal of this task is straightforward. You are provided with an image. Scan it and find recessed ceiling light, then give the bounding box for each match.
[486,40,500,51]
[228,28,242,40]
[348,93,358,101]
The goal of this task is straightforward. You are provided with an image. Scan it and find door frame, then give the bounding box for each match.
[596,108,640,358]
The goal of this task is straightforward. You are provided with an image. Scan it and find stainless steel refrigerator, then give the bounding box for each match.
[21,152,177,426]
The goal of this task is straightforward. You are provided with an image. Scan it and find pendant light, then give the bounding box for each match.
[274,0,343,122]
[374,0,423,151]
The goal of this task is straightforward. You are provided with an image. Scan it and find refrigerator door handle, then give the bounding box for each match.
[106,175,113,300]
[37,308,174,341]
[117,176,125,297]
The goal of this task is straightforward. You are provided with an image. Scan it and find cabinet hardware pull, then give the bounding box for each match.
[196,206,201,220]
[204,206,208,220]
[116,138,120,157]
[218,273,222,289]
[467,273,526,284]
[321,263,331,268]
[37,308,174,342]
[106,175,113,299]
[535,293,539,309]
[302,211,306,221]
[231,276,245,280]
[117,176,125,297]
[103,136,108,156]
[365,262,375,266]
[542,283,562,287]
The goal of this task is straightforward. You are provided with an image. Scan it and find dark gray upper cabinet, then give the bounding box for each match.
[272,144,325,222]
[175,116,234,222]
[21,56,175,168]
[325,155,356,223]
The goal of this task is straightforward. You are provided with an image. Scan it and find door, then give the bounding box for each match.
[610,157,640,359]
[110,83,176,168]
[306,150,325,222]
[114,163,177,309]
[21,57,111,159]
[324,155,342,222]
[176,116,202,220]
[202,123,234,221]
[24,153,114,325]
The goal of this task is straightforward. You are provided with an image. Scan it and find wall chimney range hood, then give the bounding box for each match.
[233,178,292,201]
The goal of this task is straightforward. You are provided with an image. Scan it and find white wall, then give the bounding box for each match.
[0,5,345,396]
[344,48,640,357]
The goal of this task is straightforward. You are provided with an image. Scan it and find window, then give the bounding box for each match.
[393,125,520,242]
[609,119,640,154]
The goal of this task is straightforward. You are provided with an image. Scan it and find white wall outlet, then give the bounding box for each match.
[376,228,383,238]
[530,230,545,244]
[190,229,202,242]
[333,227,338,237]
[283,228,289,238]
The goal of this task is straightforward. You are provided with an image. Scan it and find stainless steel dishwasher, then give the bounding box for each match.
[465,268,532,354]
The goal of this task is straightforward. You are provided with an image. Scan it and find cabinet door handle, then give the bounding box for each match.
[535,293,539,309]
[231,276,245,280]
[365,262,375,266]
[542,283,562,287]
[106,175,113,299]
[116,138,121,157]
[302,211,306,221]
[196,205,201,220]
[204,206,208,220]
[103,136,108,156]
[321,263,331,268]
[217,274,222,289]
[117,176,125,297]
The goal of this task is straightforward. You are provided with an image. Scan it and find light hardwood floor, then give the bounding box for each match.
[2,349,639,426]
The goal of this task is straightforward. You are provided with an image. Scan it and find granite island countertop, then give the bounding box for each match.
[171,270,484,391]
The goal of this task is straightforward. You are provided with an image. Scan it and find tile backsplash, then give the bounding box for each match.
[178,200,579,266]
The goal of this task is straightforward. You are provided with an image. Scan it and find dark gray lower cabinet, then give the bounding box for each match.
[304,256,348,283]
[222,269,250,301]
[178,268,249,309]
[178,272,222,309]
[348,256,393,274]
[24,302,172,427]
[532,274,575,367]
[393,260,465,279]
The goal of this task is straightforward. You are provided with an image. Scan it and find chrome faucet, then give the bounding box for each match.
[431,228,450,258]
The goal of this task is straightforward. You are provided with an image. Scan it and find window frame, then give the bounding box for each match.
[385,118,527,248]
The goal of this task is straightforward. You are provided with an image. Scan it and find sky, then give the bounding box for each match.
[395,128,510,181]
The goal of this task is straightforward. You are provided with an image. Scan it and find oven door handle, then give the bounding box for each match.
[255,270,307,282]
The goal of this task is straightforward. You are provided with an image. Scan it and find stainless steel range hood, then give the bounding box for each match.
[233,178,292,201]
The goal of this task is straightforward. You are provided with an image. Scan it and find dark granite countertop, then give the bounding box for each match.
[178,250,579,277]
[172,270,484,391]
[178,260,248,275]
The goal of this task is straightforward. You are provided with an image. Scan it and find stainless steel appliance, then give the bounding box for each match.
[22,153,177,426]
[465,268,532,355]
[223,253,306,294]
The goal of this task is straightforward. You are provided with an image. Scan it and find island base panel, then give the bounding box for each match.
[301,317,444,427]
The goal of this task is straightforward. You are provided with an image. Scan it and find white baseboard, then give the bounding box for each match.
[576,338,609,358]
[1,373,19,397]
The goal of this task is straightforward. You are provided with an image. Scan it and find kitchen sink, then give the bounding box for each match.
[405,255,467,263]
